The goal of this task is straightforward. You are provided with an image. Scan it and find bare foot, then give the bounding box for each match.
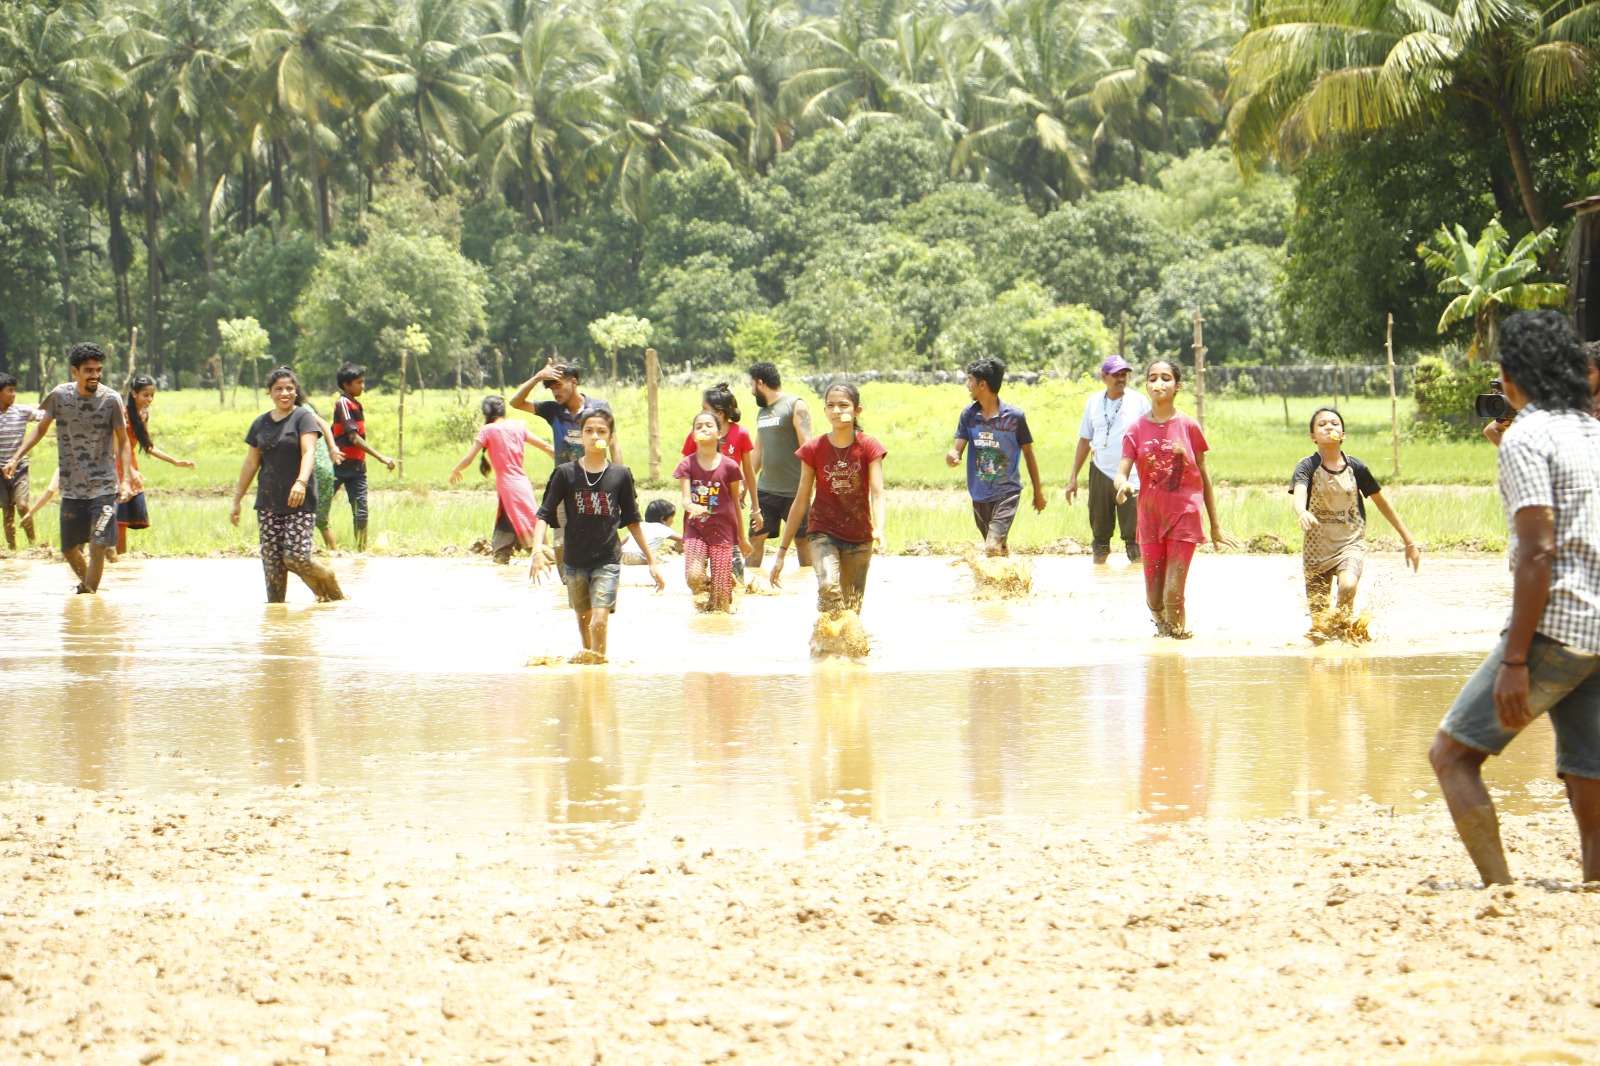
[568,650,607,666]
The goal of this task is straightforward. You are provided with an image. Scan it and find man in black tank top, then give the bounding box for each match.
[747,363,813,569]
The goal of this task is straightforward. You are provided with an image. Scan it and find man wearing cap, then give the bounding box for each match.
[510,360,621,573]
[1066,355,1150,563]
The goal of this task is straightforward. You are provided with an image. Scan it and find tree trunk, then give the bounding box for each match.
[143,134,163,376]
[40,127,79,337]
[241,149,257,231]
[545,176,560,235]
[308,122,328,242]
[1495,99,1546,232]
[107,181,132,336]
[270,139,287,224]
[196,122,221,362]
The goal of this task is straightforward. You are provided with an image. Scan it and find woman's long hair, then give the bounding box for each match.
[126,374,155,453]
[703,382,740,426]
[480,395,506,475]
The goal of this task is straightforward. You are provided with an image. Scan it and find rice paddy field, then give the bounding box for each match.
[5,378,1505,556]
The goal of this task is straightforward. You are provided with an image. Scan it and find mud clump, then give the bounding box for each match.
[568,650,607,665]
[958,545,1034,598]
[810,611,870,660]
[743,571,780,596]
[1247,533,1290,554]
[1308,606,1373,645]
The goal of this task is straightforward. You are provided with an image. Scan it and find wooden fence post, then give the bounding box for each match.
[1191,309,1207,430]
[1386,313,1400,479]
[1118,310,1127,361]
[397,347,408,477]
[494,347,505,392]
[645,347,660,480]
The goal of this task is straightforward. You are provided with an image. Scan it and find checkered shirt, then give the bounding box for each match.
[1498,405,1600,654]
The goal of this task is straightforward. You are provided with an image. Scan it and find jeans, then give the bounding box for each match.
[1088,465,1139,559]
[809,533,873,614]
[332,466,369,546]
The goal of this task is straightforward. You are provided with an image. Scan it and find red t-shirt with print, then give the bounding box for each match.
[1121,412,1209,544]
[797,431,887,544]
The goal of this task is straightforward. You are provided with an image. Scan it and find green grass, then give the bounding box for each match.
[6,380,1506,557]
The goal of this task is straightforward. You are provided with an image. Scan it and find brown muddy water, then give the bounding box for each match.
[0,554,1560,849]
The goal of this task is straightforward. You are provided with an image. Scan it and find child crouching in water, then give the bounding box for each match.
[674,411,753,611]
[771,383,886,619]
[622,499,682,565]
[1291,406,1420,638]
[531,407,663,663]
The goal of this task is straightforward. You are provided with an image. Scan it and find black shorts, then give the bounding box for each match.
[754,490,807,538]
[972,493,1022,545]
[61,494,120,551]
[118,490,150,529]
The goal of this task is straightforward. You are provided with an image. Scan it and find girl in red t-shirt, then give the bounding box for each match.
[771,383,887,616]
[674,411,753,611]
[680,382,761,535]
[1115,360,1236,638]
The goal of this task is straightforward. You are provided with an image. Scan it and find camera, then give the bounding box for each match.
[1475,379,1513,422]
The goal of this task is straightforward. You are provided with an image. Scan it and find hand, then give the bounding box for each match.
[383,456,397,472]
[1211,525,1242,551]
[529,551,549,584]
[770,548,786,589]
[1297,510,1319,533]
[1,458,14,479]
[1495,663,1533,730]
[131,469,146,492]
[685,503,708,520]
[648,563,665,591]
[177,459,196,469]
[229,500,242,527]
[945,449,960,468]
[871,526,885,552]
[1114,477,1130,505]
[738,536,753,557]
[448,468,463,485]
[328,447,345,464]
[1483,420,1505,447]
[749,507,764,534]
[1404,542,1422,572]
[287,480,307,508]
[118,479,133,504]
[1032,489,1047,514]
[1064,478,1078,505]
[532,363,561,384]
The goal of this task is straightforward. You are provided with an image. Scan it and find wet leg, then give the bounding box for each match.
[587,607,611,659]
[684,539,710,597]
[795,533,813,569]
[2,503,15,550]
[1429,731,1512,885]
[709,544,733,611]
[259,517,289,603]
[350,474,369,552]
[1141,542,1168,634]
[839,544,872,614]
[746,532,769,569]
[574,608,593,650]
[83,544,107,593]
[1565,775,1600,883]
[1335,567,1360,613]
[62,544,89,588]
[284,513,344,600]
[812,536,843,614]
[1161,541,1195,638]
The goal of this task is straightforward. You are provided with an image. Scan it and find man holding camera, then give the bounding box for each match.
[1431,313,1600,886]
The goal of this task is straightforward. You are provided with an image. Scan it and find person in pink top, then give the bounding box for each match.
[1114,360,1237,639]
[450,395,554,564]
[681,382,762,582]
[674,411,753,611]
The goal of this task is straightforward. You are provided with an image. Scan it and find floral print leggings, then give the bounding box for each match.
[258,510,340,603]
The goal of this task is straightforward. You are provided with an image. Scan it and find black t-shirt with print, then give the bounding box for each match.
[1289,453,1381,520]
[247,407,320,514]
[537,460,642,569]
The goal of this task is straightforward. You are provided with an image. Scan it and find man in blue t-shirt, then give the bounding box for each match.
[510,360,621,572]
[945,357,1046,556]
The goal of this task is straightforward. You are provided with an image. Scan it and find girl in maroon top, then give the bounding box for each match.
[1114,360,1236,639]
[680,382,761,534]
[771,383,887,615]
[674,411,753,611]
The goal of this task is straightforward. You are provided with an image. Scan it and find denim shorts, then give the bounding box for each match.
[61,494,120,550]
[563,562,621,613]
[1440,632,1600,779]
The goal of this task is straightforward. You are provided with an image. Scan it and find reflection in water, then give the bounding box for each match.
[553,669,635,825]
[809,664,874,839]
[60,597,127,791]
[250,609,320,787]
[1140,655,1207,821]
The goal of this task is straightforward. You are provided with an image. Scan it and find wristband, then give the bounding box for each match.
[1501,660,1527,668]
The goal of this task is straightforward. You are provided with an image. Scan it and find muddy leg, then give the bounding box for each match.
[82,544,107,593]
[62,544,89,587]
[710,544,733,612]
[587,607,610,659]
[811,536,844,614]
[574,609,593,651]
[2,504,14,550]
[1564,775,1600,883]
[286,558,344,601]
[1162,547,1194,637]
[1141,543,1167,633]
[1429,731,1512,885]
[838,543,872,614]
[795,534,813,569]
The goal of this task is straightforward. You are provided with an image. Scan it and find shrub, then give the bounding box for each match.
[1410,352,1493,438]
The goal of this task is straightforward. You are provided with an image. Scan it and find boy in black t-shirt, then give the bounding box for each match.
[330,363,396,552]
[532,407,663,663]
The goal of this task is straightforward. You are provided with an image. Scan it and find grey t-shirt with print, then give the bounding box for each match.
[40,383,127,500]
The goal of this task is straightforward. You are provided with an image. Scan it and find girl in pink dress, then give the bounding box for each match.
[450,396,554,563]
[1114,360,1237,639]
[674,411,753,611]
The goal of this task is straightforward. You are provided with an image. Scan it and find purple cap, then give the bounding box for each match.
[1101,355,1131,375]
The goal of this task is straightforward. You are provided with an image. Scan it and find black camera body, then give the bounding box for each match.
[1475,379,1513,422]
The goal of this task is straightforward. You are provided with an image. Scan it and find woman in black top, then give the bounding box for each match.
[230,367,345,603]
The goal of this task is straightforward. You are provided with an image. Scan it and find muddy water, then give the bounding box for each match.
[0,555,1559,849]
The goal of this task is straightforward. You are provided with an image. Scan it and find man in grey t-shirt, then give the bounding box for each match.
[746,362,813,569]
[2,342,134,593]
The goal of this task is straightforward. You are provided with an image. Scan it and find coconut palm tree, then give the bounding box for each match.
[0,2,124,336]
[590,0,745,225]
[364,0,512,190]
[1090,0,1235,180]
[1229,0,1600,232]
[478,0,608,228]
[705,0,805,174]
[246,0,389,240]
[1418,218,1569,359]
[955,0,1105,207]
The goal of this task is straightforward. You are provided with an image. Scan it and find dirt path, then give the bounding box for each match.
[4,785,1598,1064]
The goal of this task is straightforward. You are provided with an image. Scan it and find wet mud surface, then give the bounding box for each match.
[3,556,1591,1061]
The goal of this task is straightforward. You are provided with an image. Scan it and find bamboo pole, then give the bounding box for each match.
[645,347,660,480]
[1386,312,1400,479]
[1191,309,1207,430]
[397,346,408,477]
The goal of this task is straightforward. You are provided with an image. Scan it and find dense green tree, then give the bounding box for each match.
[1133,243,1290,364]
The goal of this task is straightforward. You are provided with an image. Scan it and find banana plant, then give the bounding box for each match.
[1417,219,1568,360]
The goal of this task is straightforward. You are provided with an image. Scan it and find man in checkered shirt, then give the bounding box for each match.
[1431,312,1600,886]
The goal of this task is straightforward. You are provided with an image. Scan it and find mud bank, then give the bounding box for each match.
[4,785,1599,1065]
